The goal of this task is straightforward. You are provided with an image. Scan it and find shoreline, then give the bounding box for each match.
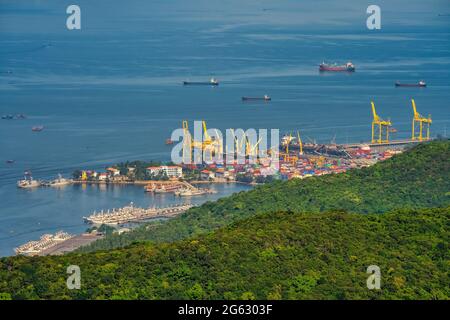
[71,180,253,186]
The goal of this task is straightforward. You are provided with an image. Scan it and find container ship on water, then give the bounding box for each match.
[395,81,426,87]
[242,95,271,101]
[319,62,355,72]
[183,78,219,86]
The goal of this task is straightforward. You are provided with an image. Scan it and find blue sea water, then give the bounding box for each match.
[0,0,449,256]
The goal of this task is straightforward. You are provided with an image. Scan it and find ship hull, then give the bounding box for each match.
[395,83,426,87]
[242,97,271,101]
[183,81,219,86]
[319,66,355,72]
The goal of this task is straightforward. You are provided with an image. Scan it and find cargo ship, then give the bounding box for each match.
[319,61,355,72]
[183,78,219,86]
[395,81,426,87]
[242,95,271,101]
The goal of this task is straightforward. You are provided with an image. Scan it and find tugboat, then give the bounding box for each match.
[183,78,219,86]
[319,61,355,72]
[395,80,426,87]
[242,95,271,101]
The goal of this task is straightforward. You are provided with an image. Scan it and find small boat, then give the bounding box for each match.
[395,81,426,87]
[319,61,355,72]
[32,126,44,132]
[6,160,15,164]
[183,78,219,86]
[17,171,41,188]
[242,95,271,101]
[17,179,41,188]
[2,114,27,120]
[48,174,72,187]
[165,138,174,145]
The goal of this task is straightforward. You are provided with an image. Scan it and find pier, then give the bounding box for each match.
[341,139,422,152]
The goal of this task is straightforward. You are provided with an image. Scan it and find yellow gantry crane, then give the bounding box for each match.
[297,131,303,155]
[411,99,432,141]
[371,101,392,144]
[182,120,223,162]
[280,133,293,162]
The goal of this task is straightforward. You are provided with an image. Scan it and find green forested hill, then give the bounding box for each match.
[0,141,449,300]
[0,207,448,300]
[80,140,450,252]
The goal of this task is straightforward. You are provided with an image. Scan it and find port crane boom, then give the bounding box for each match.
[371,101,392,144]
[297,131,303,155]
[411,99,432,141]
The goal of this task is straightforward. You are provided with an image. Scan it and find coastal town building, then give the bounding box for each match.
[106,167,121,176]
[146,165,183,179]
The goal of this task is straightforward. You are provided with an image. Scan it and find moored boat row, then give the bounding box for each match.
[83,202,194,225]
[14,231,73,256]
[17,173,72,189]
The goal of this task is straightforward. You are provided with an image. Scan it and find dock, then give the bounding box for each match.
[341,139,422,152]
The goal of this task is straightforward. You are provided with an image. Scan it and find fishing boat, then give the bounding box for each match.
[319,61,355,72]
[395,81,426,87]
[242,95,271,101]
[183,78,219,86]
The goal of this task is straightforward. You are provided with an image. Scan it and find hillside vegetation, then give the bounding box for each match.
[0,206,448,299]
[80,140,450,252]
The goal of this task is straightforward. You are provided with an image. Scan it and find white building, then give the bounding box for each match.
[146,166,183,178]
